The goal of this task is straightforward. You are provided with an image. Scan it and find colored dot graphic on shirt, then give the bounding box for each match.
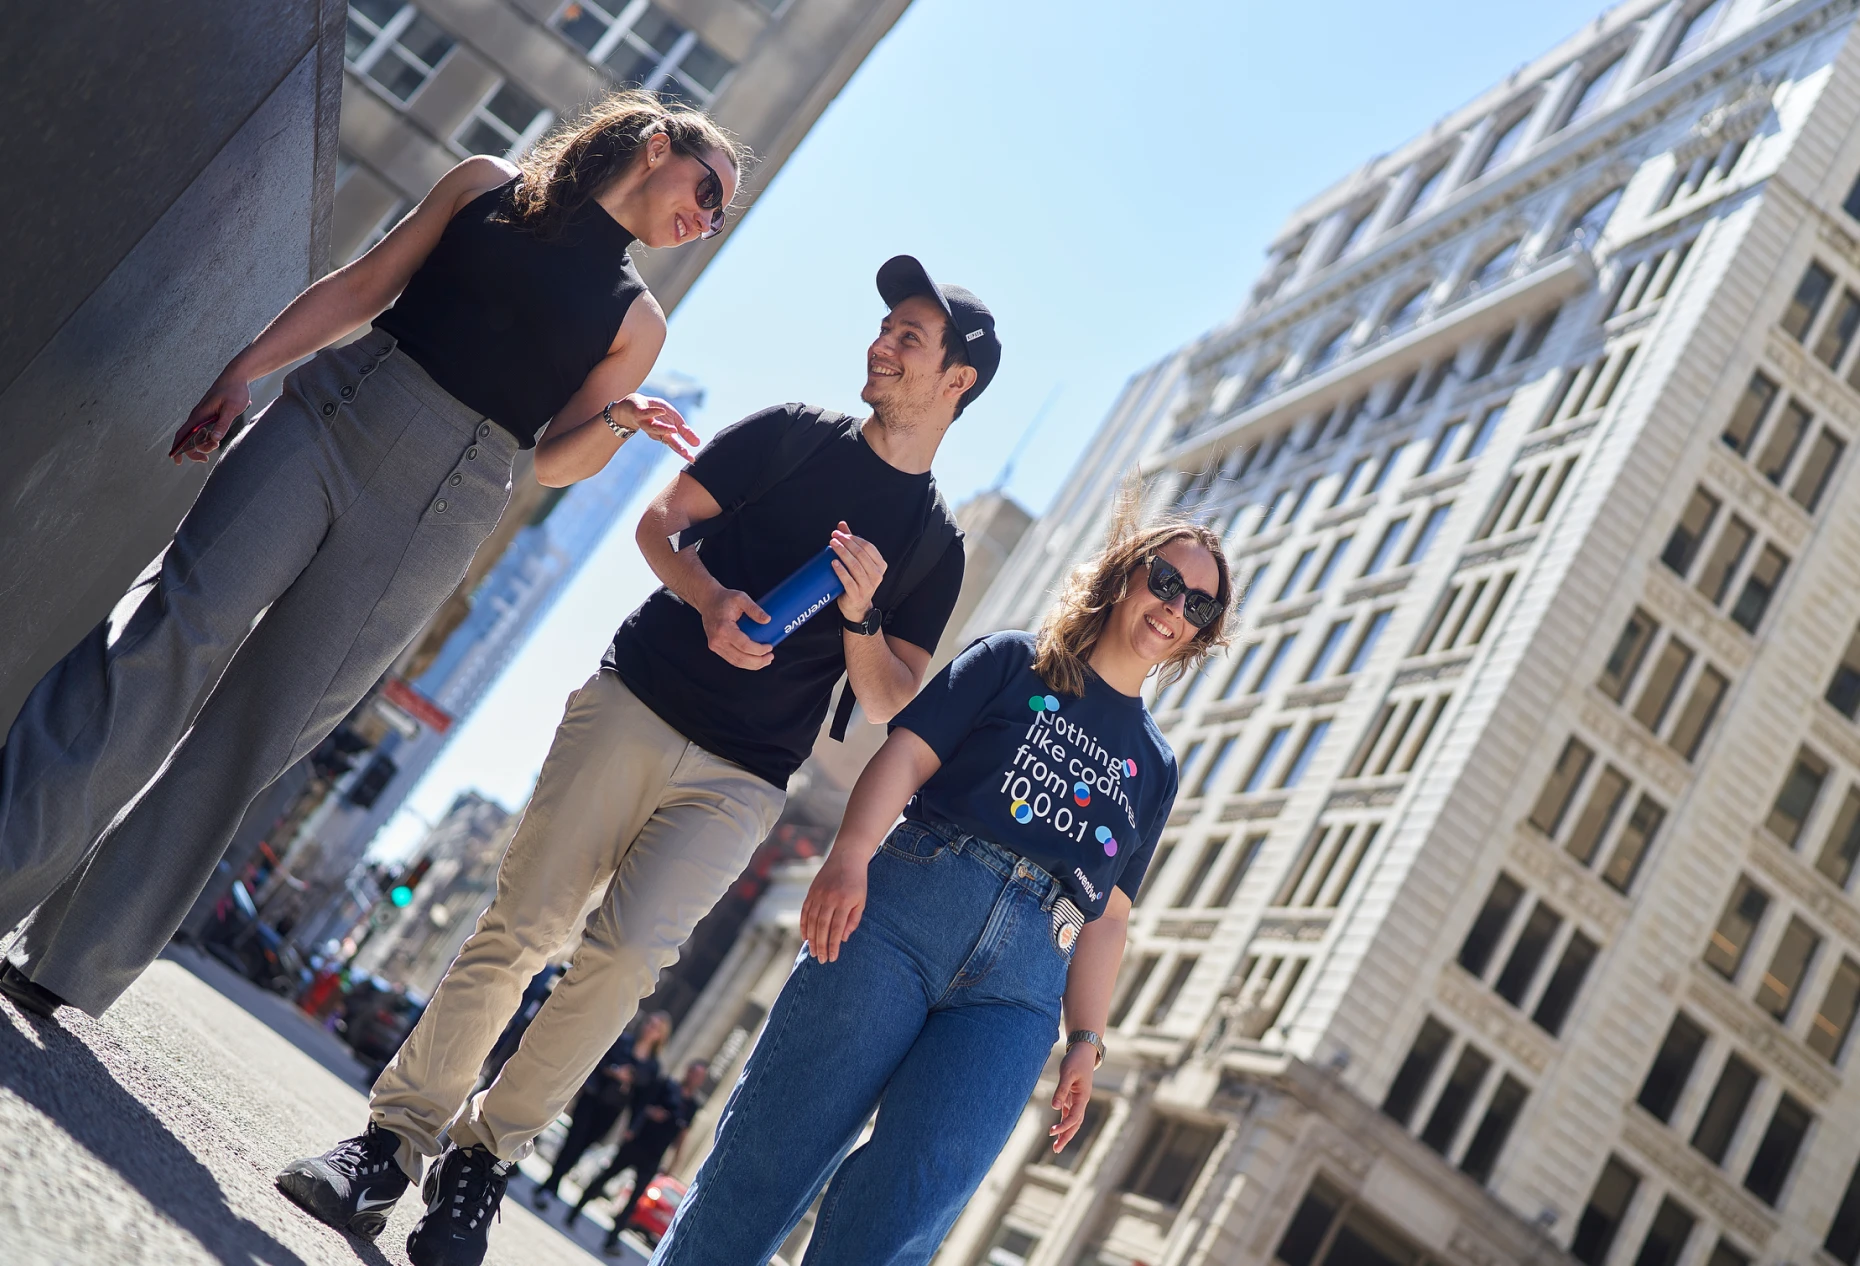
[1010,799,1034,824]
[1028,695,1046,712]
[1094,825,1118,858]
[1124,757,1139,778]
[1073,782,1091,806]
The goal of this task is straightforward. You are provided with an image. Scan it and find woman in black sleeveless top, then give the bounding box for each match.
[0,92,745,1023]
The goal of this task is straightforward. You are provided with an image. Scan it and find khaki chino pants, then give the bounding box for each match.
[370,671,783,1177]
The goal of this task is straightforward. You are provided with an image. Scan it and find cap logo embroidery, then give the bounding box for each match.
[965,328,985,341]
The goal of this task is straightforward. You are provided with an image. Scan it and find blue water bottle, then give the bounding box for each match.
[739,546,846,645]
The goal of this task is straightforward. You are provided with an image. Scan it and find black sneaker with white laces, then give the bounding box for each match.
[406,1143,512,1266]
[274,1122,411,1240]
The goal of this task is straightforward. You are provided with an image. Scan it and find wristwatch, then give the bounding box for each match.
[1065,1029,1106,1069]
[602,400,636,439]
[841,606,883,636]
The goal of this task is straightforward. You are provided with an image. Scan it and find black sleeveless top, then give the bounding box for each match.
[375,179,649,447]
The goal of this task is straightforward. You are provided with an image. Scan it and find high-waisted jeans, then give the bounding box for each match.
[652,819,1072,1266]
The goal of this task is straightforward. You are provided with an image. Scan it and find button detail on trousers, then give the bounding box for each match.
[339,385,355,400]
[449,473,463,487]
[478,422,492,437]
[359,363,374,375]
[434,499,448,513]
[321,402,336,417]
[466,446,478,460]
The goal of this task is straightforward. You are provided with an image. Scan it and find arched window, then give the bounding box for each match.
[1303,326,1354,378]
[1382,285,1431,336]
[1477,112,1531,178]
[1466,240,1521,294]
[1661,0,1728,71]
[1397,162,1450,223]
[1561,186,1623,248]
[1564,53,1625,127]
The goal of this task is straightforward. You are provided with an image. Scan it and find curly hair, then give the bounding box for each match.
[1032,493,1235,698]
[507,89,751,239]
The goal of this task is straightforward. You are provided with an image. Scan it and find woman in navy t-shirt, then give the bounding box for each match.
[653,515,1234,1266]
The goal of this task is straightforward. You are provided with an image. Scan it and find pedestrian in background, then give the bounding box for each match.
[575,1060,707,1257]
[652,509,1231,1266]
[531,1010,670,1206]
[279,256,997,1266]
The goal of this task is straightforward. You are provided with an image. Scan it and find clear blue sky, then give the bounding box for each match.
[371,0,1608,860]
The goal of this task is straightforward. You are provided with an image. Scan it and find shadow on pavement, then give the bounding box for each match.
[0,1006,326,1266]
[162,944,373,1093]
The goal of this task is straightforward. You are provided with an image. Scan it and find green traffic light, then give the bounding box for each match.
[390,885,413,908]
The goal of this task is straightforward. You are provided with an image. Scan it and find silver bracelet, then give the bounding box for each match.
[602,400,636,440]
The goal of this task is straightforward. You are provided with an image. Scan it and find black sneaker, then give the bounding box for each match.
[0,962,67,1020]
[274,1122,411,1240]
[406,1144,512,1266]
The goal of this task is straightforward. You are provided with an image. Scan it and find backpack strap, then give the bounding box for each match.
[828,490,963,741]
[671,405,846,552]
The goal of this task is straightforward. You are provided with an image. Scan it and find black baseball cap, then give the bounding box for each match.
[876,254,1001,415]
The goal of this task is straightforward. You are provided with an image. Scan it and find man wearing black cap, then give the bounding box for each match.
[275,257,1000,1266]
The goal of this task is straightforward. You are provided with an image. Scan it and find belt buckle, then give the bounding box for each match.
[1051,897,1084,955]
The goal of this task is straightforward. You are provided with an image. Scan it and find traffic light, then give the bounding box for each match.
[388,857,433,908]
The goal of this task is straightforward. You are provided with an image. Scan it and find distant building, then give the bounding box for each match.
[353,791,515,997]
[938,4,1860,1266]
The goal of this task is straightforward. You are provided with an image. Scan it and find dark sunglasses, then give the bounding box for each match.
[689,151,727,239]
[1144,555,1224,629]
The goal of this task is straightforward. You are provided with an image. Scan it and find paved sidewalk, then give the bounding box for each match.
[0,946,631,1266]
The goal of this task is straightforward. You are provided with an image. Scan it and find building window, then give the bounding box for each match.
[553,0,734,104]
[1145,956,1198,1026]
[1755,399,1813,486]
[1241,727,1291,794]
[1459,1073,1528,1185]
[1403,504,1452,565]
[1304,620,1353,682]
[1755,916,1821,1021]
[1420,419,1467,476]
[1493,900,1562,1006]
[1814,287,1860,368]
[1219,643,1262,699]
[1530,737,1594,835]
[1600,795,1664,893]
[1328,206,1376,264]
[1722,372,1778,455]
[1459,875,1525,979]
[1818,789,1860,889]
[1275,1176,1432,1266]
[1703,876,1768,980]
[984,1227,1039,1266]
[346,0,455,104]
[1477,111,1532,178]
[1661,0,1728,70]
[1637,1011,1707,1122]
[1532,931,1597,1036]
[1629,1197,1696,1266]
[1255,634,1299,693]
[1304,325,1353,378]
[1279,721,1332,789]
[1767,748,1828,844]
[1831,1158,1860,1265]
[1170,839,1223,909]
[1810,956,1860,1063]
[1466,240,1521,295]
[1108,952,1160,1025]
[1210,832,1266,906]
[1665,665,1727,761]
[1382,284,1430,336]
[1729,545,1788,632]
[1571,1156,1641,1266]
[454,82,554,158]
[1828,626,1860,718]
[1661,487,1720,576]
[1599,610,1658,702]
[1742,1094,1811,1206]
[1630,638,1694,734]
[1383,1016,1455,1126]
[1790,428,1845,513]
[1191,736,1241,799]
[1562,187,1623,248]
[1563,53,1624,127]
[1344,609,1392,674]
[1565,766,1629,865]
[1277,546,1317,600]
[1782,261,1835,341]
[1418,1042,1492,1154]
[1310,536,1353,594]
[1689,1053,1759,1163]
[1694,514,1752,605]
[1361,517,1409,577]
[1121,1116,1222,1207]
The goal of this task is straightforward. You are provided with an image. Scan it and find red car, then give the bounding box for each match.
[622,1173,686,1246]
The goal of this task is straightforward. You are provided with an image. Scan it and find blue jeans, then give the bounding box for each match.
[652,819,1072,1266]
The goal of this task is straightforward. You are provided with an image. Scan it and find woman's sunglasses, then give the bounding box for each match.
[690,151,727,239]
[1144,556,1224,629]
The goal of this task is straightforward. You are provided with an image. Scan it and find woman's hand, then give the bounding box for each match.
[171,371,252,464]
[610,393,699,461]
[1049,1042,1098,1153]
[799,849,870,963]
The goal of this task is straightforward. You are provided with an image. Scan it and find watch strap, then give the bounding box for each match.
[841,607,883,636]
[1065,1029,1106,1068]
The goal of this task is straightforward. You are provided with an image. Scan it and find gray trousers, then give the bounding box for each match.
[0,330,516,1015]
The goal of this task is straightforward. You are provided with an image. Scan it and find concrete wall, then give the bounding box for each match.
[0,0,346,728]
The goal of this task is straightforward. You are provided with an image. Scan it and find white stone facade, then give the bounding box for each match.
[946,4,1860,1265]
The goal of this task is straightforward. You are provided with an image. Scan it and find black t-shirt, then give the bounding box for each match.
[606,406,965,787]
[580,1034,658,1109]
[891,631,1179,920]
[624,1080,696,1158]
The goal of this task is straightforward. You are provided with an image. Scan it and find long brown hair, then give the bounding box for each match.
[508,89,750,238]
[1033,495,1235,698]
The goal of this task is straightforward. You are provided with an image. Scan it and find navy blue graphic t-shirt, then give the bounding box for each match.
[891,631,1178,920]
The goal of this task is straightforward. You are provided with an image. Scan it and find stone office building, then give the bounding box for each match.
[942,3,1860,1265]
